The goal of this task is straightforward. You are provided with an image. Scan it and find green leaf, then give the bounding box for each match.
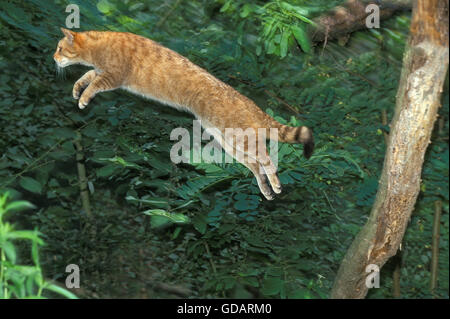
[234,195,260,211]
[192,214,207,234]
[280,29,291,58]
[23,104,34,115]
[45,284,78,299]
[142,209,190,224]
[2,241,16,263]
[150,216,171,228]
[220,0,232,13]
[97,0,114,14]
[51,128,77,139]
[267,39,276,55]
[5,200,36,212]
[289,288,312,299]
[177,175,229,200]
[240,4,252,18]
[242,276,259,287]
[292,25,311,53]
[7,230,44,245]
[19,177,42,194]
[263,19,274,37]
[31,241,39,265]
[261,277,283,296]
[96,164,120,178]
[172,227,182,240]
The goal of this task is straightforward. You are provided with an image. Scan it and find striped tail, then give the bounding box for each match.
[271,122,315,159]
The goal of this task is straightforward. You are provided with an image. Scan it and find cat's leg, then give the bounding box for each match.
[256,152,282,195]
[231,133,282,196]
[72,70,97,100]
[226,145,274,200]
[242,159,274,200]
[78,72,120,109]
[242,145,282,195]
[211,130,274,200]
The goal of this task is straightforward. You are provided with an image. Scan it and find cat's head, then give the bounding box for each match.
[53,28,85,68]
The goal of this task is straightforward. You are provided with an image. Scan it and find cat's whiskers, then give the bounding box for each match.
[55,62,66,80]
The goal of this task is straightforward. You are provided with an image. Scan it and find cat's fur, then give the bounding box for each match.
[54,28,314,200]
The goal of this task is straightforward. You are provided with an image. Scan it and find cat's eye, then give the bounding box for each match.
[57,46,62,52]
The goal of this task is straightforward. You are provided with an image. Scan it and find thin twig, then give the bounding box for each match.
[330,54,380,88]
[150,281,192,297]
[322,190,336,212]
[321,25,330,56]
[74,131,93,219]
[392,252,402,298]
[430,200,442,296]
[381,109,389,146]
[203,242,217,275]
[263,89,302,115]
[438,115,445,136]
[0,142,64,188]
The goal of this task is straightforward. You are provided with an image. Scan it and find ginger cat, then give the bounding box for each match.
[53,28,314,200]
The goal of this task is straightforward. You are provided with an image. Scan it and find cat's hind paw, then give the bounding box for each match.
[259,182,275,201]
[262,190,275,201]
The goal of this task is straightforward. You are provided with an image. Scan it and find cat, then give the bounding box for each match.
[54,28,314,200]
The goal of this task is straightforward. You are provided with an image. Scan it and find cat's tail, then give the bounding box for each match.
[269,122,315,159]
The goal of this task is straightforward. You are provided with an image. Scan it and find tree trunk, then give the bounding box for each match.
[331,0,449,299]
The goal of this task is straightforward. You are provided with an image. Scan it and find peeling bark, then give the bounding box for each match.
[331,0,449,299]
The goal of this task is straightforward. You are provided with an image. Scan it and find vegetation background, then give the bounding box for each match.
[0,0,448,298]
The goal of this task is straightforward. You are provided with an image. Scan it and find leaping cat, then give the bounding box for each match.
[54,28,314,200]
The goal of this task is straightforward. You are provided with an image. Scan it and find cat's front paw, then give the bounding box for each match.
[78,97,89,109]
[72,84,84,100]
[73,89,80,100]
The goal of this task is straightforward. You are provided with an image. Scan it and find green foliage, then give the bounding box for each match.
[217,0,343,57]
[0,0,447,299]
[0,193,77,299]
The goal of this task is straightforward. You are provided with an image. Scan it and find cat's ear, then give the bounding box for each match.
[60,28,75,44]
